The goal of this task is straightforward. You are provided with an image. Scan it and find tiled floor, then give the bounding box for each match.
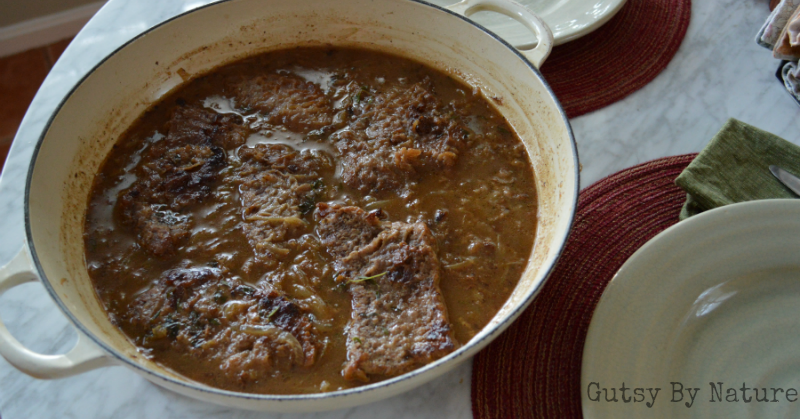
[0,37,72,171]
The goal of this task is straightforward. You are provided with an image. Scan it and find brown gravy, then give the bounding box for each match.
[83,47,537,394]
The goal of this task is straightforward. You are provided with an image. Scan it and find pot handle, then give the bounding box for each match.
[446,0,554,68]
[0,247,113,379]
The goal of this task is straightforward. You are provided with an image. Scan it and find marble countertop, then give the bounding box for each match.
[1,0,798,418]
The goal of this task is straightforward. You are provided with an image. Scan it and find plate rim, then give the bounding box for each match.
[477,0,629,47]
[549,0,628,46]
[426,0,628,47]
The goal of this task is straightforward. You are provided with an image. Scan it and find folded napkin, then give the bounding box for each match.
[774,5,800,58]
[758,0,800,53]
[758,0,800,102]
[675,118,800,219]
[780,60,800,97]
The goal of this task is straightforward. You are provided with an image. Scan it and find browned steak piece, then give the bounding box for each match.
[333,129,409,194]
[117,202,192,257]
[238,142,327,173]
[235,144,333,267]
[165,105,249,149]
[333,78,469,193]
[135,144,225,206]
[127,267,319,384]
[314,203,383,260]
[235,73,334,134]
[117,144,226,256]
[325,218,457,381]
[115,105,248,256]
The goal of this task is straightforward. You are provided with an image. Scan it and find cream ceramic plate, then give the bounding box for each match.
[429,0,627,46]
[582,200,800,419]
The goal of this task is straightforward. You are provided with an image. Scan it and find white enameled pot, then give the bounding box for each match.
[0,0,578,412]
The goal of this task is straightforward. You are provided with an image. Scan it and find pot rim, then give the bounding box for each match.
[24,0,579,402]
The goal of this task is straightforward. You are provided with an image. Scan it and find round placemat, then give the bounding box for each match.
[471,154,697,419]
[541,0,692,118]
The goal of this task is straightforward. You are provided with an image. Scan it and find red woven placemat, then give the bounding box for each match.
[471,154,697,419]
[541,0,691,118]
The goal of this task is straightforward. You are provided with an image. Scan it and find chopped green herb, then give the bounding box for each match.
[213,289,228,304]
[150,310,161,321]
[265,306,280,321]
[348,271,387,284]
[209,318,221,326]
[239,285,255,295]
[165,321,181,339]
[312,179,324,190]
[354,85,369,104]
[382,327,390,336]
[299,196,316,215]
[353,337,362,344]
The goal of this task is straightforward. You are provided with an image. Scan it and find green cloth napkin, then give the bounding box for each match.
[675,118,800,220]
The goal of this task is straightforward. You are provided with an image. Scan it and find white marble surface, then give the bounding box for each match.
[1,0,798,418]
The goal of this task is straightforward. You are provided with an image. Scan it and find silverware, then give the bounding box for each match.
[769,165,800,196]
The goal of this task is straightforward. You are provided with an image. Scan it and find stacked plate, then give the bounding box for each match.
[428,0,627,46]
